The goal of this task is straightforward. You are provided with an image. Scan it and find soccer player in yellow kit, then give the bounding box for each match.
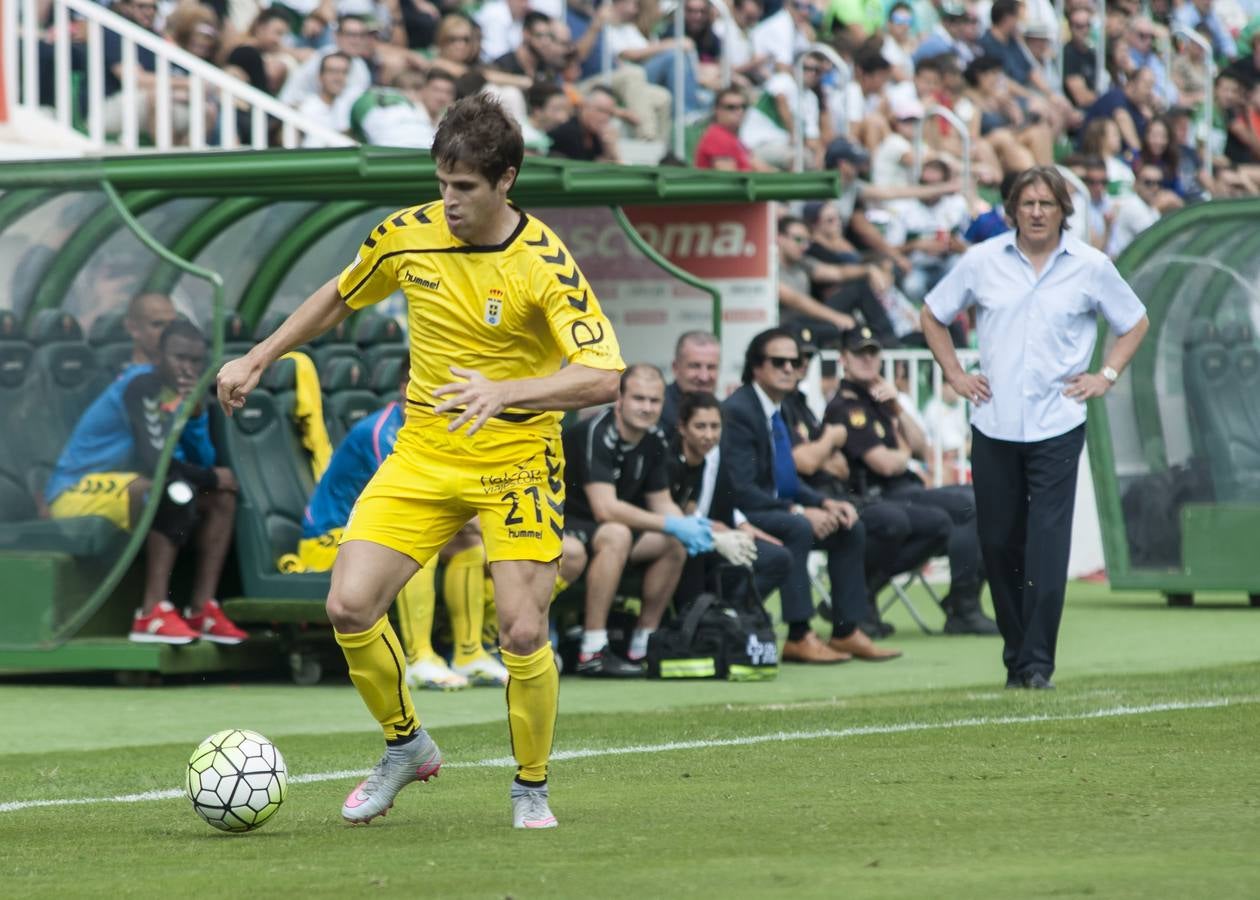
[216,94,624,829]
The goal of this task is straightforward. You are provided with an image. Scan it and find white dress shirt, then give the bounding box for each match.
[925,230,1146,443]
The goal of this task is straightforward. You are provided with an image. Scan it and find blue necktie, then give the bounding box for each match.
[771,410,799,500]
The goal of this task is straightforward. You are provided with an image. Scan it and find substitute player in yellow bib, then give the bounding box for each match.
[216,94,624,829]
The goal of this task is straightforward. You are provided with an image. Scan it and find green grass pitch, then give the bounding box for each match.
[1,583,1258,899]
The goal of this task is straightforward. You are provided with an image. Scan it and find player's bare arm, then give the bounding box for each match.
[216,277,352,416]
[433,362,620,434]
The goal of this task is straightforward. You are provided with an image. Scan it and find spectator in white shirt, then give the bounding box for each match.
[1107,164,1163,258]
[1080,157,1116,253]
[884,159,972,301]
[872,94,928,187]
[475,0,530,63]
[299,51,354,146]
[749,0,820,78]
[740,51,829,169]
[280,15,374,123]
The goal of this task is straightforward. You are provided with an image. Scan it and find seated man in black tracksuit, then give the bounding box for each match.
[826,327,999,635]
[719,328,902,663]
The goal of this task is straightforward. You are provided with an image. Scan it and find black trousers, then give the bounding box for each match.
[744,509,867,636]
[881,482,984,606]
[971,424,1086,679]
[860,498,950,592]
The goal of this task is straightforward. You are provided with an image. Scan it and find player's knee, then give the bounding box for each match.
[326,591,375,634]
[664,536,688,562]
[592,522,633,557]
[560,540,588,580]
[500,615,548,655]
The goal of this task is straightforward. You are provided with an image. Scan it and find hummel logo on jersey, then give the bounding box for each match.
[403,272,441,291]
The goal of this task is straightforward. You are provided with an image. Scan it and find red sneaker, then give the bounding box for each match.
[185,599,247,645]
[130,601,199,644]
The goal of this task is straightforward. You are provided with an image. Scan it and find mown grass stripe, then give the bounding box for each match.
[1,696,1250,815]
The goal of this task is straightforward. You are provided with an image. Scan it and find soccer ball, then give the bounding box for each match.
[185,729,288,833]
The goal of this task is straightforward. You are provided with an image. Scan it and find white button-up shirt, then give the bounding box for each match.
[925,230,1146,443]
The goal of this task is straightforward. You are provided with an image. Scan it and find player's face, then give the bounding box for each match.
[126,295,178,363]
[437,161,515,243]
[672,340,719,393]
[159,334,208,395]
[680,406,722,458]
[616,374,665,432]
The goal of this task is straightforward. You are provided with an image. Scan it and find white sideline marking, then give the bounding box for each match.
[1,696,1251,815]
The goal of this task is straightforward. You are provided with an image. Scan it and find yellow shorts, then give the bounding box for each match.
[48,472,140,531]
[296,529,343,573]
[343,419,564,567]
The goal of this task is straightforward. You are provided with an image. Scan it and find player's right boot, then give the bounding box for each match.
[511,782,558,829]
[406,655,470,691]
[341,730,442,824]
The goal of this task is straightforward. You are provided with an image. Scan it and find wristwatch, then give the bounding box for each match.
[1100,366,1119,384]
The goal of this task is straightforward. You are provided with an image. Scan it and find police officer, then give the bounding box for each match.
[826,327,999,635]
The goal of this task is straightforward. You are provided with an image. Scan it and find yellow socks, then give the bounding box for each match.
[502,643,559,783]
[395,565,437,666]
[444,545,488,666]
[334,616,419,744]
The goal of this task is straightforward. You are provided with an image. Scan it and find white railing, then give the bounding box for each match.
[4,0,353,151]
[912,105,972,199]
[793,43,851,173]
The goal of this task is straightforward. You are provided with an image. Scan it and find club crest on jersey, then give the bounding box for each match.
[485,289,504,326]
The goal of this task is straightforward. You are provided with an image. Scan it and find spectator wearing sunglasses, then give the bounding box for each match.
[1107,163,1165,257]
[694,87,777,171]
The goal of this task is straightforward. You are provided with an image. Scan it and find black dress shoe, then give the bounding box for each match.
[943,609,1000,635]
[857,620,896,640]
[1024,673,1055,690]
[1005,675,1025,689]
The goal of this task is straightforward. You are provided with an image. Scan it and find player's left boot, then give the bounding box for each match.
[511,782,558,829]
[406,655,470,691]
[342,730,442,824]
[453,651,510,686]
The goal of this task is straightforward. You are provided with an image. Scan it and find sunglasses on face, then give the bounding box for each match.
[766,356,802,370]
[1085,177,1107,185]
[890,12,912,25]
[443,34,473,44]
[1138,177,1162,187]
[787,234,810,244]
[719,102,747,111]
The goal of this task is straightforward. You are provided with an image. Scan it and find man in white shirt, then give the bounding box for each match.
[921,166,1149,690]
[353,69,455,148]
[740,54,826,169]
[280,15,374,124]
[475,0,531,63]
[299,52,353,147]
[749,0,820,77]
[1107,164,1163,258]
[883,160,972,301]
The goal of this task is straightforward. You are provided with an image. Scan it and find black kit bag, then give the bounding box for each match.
[645,564,779,681]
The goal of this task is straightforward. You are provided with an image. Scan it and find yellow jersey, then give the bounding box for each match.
[337,200,624,435]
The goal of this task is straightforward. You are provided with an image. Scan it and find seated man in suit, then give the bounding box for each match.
[720,328,902,663]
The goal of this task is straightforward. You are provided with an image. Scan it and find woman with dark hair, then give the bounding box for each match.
[1135,115,1189,206]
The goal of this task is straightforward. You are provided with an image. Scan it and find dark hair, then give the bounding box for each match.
[526,81,563,113]
[319,51,352,76]
[678,391,721,427]
[742,328,797,384]
[921,159,950,181]
[425,68,456,87]
[1004,166,1076,231]
[989,0,1020,27]
[587,84,618,104]
[854,46,890,74]
[915,54,951,77]
[619,363,665,394]
[251,8,289,32]
[431,93,524,188]
[998,168,1020,200]
[777,214,805,236]
[337,13,369,30]
[964,54,1004,87]
[1139,114,1180,174]
[715,85,745,108]
[523,10,551,31]
[159,319,206,350]
[453,70,486,99]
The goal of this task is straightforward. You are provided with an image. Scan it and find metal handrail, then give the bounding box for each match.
[670,0,685,161]
[6,0,353,151]
[1169,24,1215,179]
[793,43,851,173]
[911,104,972,198]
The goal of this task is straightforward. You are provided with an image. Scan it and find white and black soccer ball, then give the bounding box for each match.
[185,729,288,833]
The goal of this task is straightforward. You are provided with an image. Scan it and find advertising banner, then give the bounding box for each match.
[545,203,777,396]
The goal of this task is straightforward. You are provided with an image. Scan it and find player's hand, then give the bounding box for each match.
[1063,372,1110,401]
[713,529,758,567]
[867,378,898,405]
[432,367,511,435]
[947,369,991,406]
[216,356,265,417]
[663,515,714,556]
[823,498,859,529]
